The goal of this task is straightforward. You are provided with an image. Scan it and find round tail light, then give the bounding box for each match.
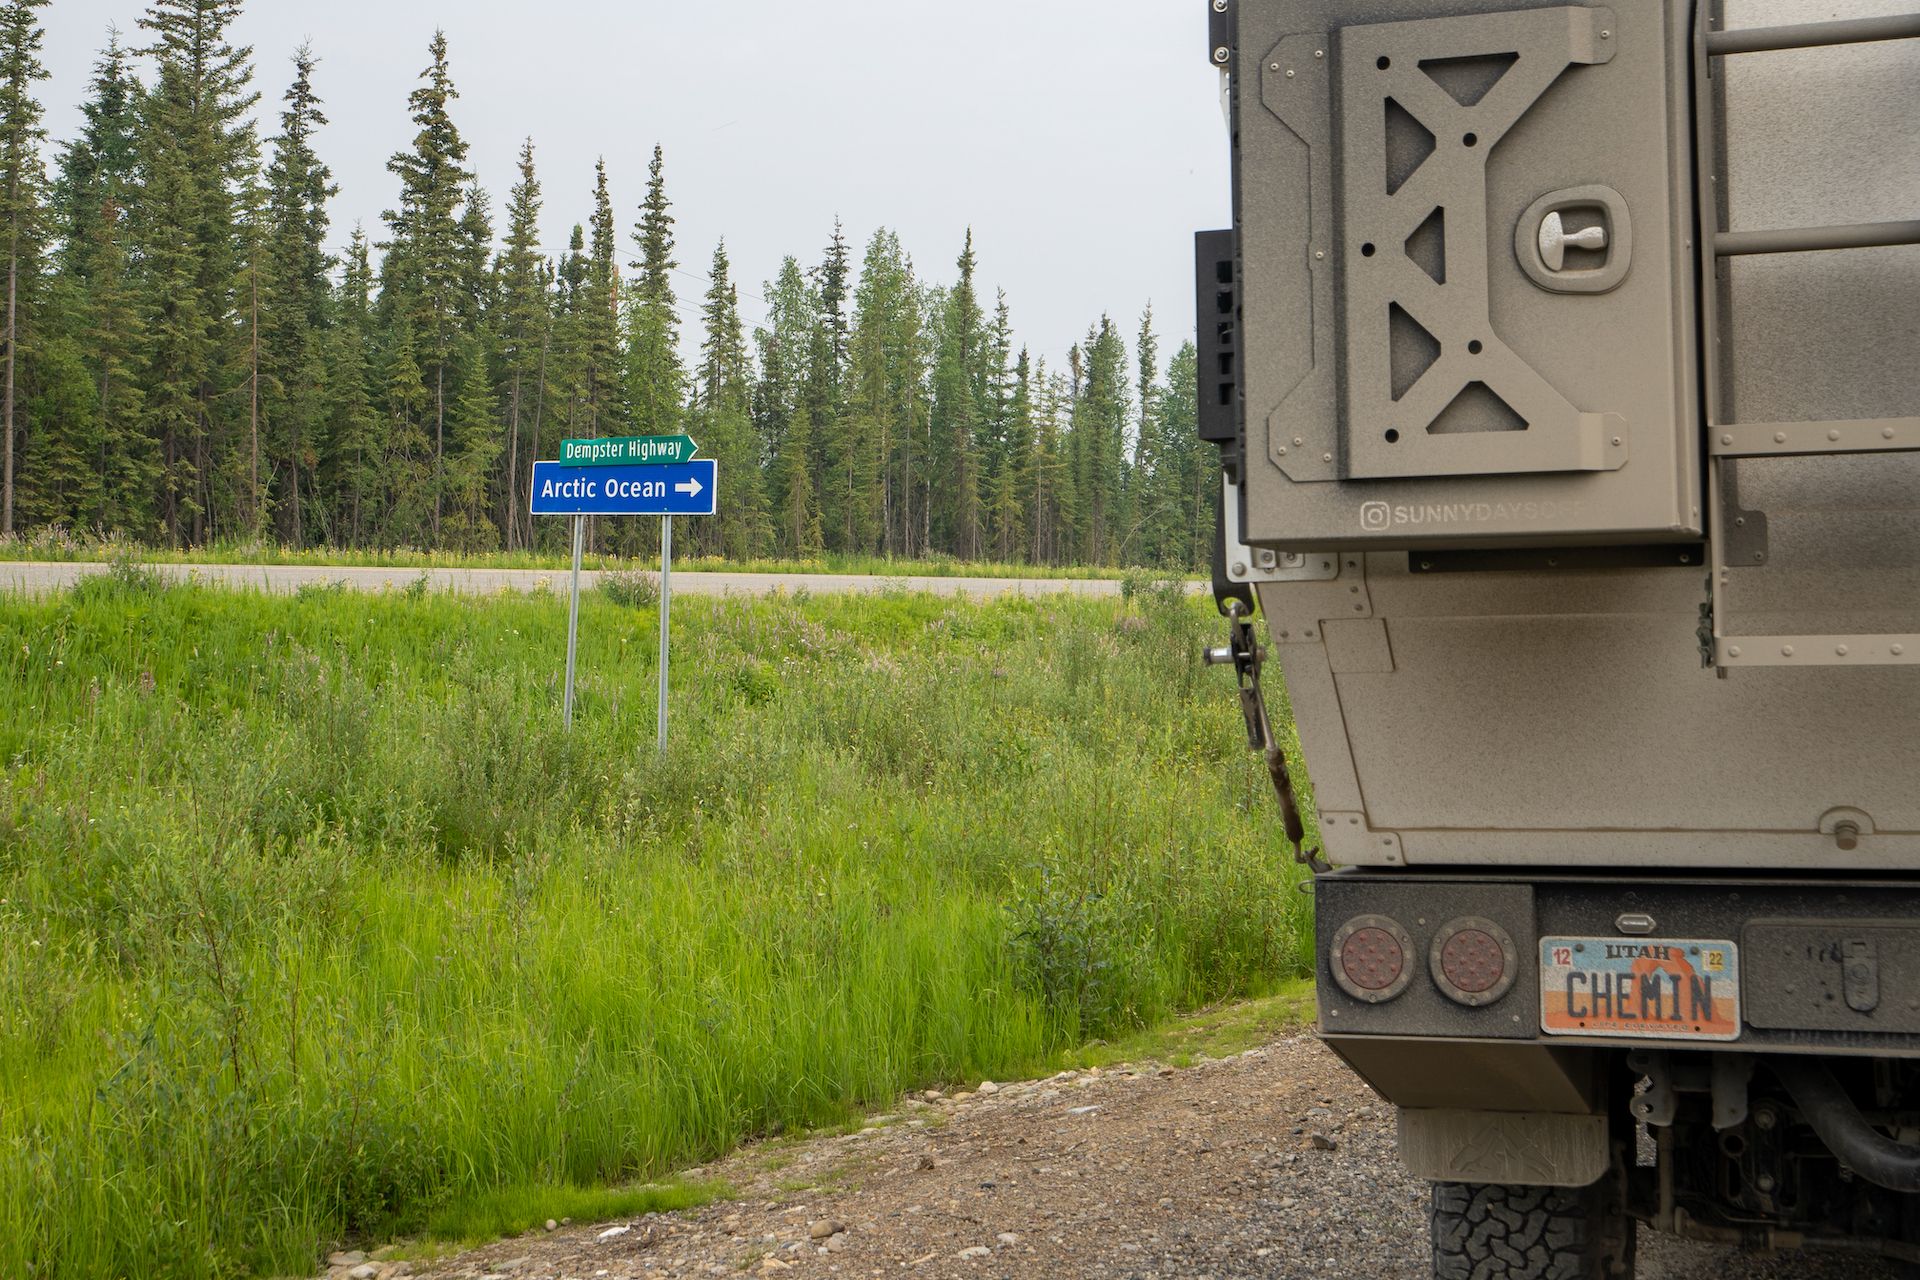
[1329,914,1416,1003]
[1431,917,1519,1006]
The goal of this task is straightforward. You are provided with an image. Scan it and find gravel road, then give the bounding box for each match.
[0,561,1148,599]
[368,1037,1897,1280]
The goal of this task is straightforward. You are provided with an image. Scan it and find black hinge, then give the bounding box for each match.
[1194,228,1240,475]
[1208,0,1233,70]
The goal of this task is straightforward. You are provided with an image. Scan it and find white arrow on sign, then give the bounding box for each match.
[674,476,704,498]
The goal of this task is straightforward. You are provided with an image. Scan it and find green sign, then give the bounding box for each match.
[559,435,698,467]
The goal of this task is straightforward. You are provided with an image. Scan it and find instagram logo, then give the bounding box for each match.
[1360,501,1392,532]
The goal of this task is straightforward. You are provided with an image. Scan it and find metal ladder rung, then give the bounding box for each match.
[1717,635,1918,667]
[1696,10,1918,672]
[1715,220,1920,257]
[1705,13,1920,56]
[1711,417,1920,458]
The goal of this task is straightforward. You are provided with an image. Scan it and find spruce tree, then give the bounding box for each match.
[981,294,1021,560]
[495,138,545,547]
[51,29,137,275]
[259,46,335,545]
[0,0,48,534]
[378,313,431,543]
[23,336,95,527]
[1067,319,1129,563]
[847,229,921,556]
[693,240,767,557]
[53,33,148,535]
[1161,340,1206,568]
[86,197,149,534]
[803,217,849,541]
[442,335,499,551]
[382,29,471,540]
[1129,305,1166,563]
[136,0,258,545]
[988,342,1033,563]
[583,159,622,439]
[928,231,985,557]
[779,402,822,556]
[753,254,815,552]
[624,144,681,437]
[322,228,379,544]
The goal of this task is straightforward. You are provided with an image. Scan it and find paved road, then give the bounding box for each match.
[0,561,1154,599]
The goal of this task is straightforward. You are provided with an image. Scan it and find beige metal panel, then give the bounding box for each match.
[1236,0,1702,548]
[1334,612,1919,833]
[1398,829,1920,870]
[1325,618,1397,673]
[1326,1036,1600,1113]
[1270,641,1368,817]
[1248,0,1920,873]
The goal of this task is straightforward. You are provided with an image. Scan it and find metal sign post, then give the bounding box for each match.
[658,514,672,753]
[530,443,716,744]
[563,513,584,728]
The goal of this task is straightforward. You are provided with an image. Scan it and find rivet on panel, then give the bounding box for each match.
[1727,646,1742,658]
[1836,645,1849,657]
[1322,452,1333,463]
[1719,434,1732,446]
[1828,429,1842,442]
[1885,427,1897,440]
[1270,62,1281,71]
[1612,436,1623,447]
[1894,645,1907,656]
[1285,68,1295,77]
[1781,645,1795,657]
[1293,437,1304,447]
[1278,447,1288,456]
[1774,431,1788,444]
[1314,49,1324,58]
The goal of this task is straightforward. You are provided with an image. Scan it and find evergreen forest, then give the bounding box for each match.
[0,0,1217,568]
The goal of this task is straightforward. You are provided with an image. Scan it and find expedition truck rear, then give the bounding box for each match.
[1193,0,1920,1274]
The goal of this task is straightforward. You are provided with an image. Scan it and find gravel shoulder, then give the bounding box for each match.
[367,1035,1895,1280]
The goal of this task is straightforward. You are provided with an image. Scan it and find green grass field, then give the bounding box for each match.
[0,530,1169,580]
[0,567,1312,1278]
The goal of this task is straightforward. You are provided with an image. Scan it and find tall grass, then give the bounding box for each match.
[0,570,1311,1278]
[0,528,1173,580]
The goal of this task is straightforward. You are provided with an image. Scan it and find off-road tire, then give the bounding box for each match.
[1431,1180,1635,1280]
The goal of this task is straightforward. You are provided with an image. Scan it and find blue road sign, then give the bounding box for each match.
[529,459,718,517]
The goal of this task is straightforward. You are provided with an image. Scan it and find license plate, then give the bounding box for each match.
[1540,936,1741,1041]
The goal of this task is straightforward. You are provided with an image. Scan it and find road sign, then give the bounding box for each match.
[558,434,698,467]
[531,451,715,752]
[529,459,717,516]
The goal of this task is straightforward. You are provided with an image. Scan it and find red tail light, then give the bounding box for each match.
[1330,915,1416,1003]
[1431,917,1519,1006]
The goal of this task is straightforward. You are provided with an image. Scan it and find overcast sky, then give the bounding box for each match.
[41,0,1231,379]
